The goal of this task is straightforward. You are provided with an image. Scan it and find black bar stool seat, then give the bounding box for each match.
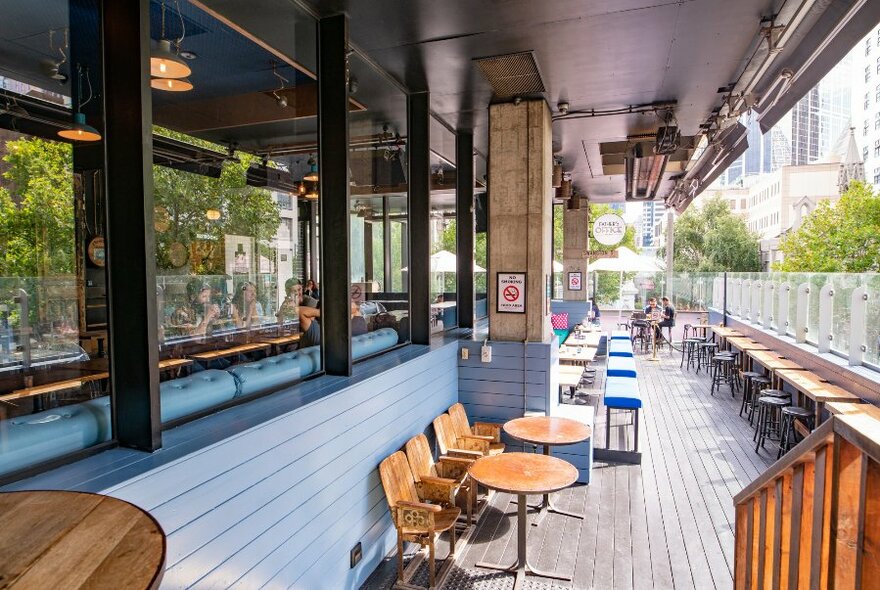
[777,406,815,459]
[754,396,790,452]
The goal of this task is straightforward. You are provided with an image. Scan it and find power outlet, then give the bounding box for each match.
[350,541,362,568]
[461,347,469,360]
[481,344,492,363]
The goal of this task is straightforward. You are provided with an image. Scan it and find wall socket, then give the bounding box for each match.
[461,347,469,360]
[481,344,492,363]
[350,541,362,568]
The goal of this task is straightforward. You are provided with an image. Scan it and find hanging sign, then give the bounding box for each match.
[592,213,626,246]
[497,272,526,313]
[568,271,583,291]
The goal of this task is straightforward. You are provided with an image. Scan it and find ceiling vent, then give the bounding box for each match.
[473,51,545,98]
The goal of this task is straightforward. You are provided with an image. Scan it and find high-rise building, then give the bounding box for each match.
[852,26,880,189]
[638,201,665,248]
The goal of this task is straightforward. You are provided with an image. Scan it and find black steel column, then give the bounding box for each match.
[456,131,475,329]
[318,14,351,375]
[408,92,431,344]
[383,197,392,293]
[101,0,160,451]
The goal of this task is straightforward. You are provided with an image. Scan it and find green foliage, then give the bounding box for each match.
[659,194,761,272]
[0,136,75,277]
[774,181,880,272]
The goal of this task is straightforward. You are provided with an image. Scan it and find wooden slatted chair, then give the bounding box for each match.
[448,403,505,456]
[433,412,489,458]
[405,433,474,526]
[379,451,460,589]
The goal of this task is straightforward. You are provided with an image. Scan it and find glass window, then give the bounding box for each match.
[151,1,320,423]
[429,122,457,334]
[348,53,409,353]
[0,0,111,478]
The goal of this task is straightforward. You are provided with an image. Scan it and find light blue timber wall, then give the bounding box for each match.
[56,342,458,590]
[457,339,557,451]
[550,299,590,328]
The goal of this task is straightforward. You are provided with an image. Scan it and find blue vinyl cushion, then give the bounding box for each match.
[608,339,634,357]
[604,376,642,409]
[160,369,238,422]
[607,355,637,378]
[352,328,399,360]
[229,347,320,398]
[610,330,630,340]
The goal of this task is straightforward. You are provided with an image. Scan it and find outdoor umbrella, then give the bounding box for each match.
[588,246,664,319]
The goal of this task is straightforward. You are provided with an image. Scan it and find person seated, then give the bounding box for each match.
[644,297,659,318]
[173,280,220,337]
[351,301,368,336]
[231,281,264,329]
[299,298,321,347]
[657,296,676,341]
[304,279,320,300]
[276,279,303,324]
[588,297,601,325]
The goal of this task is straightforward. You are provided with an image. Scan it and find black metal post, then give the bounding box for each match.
[318,13,351,375]
[723,271,728,327]
[101,0,161,450]
[408,92,431,344]
[456,131,475,328]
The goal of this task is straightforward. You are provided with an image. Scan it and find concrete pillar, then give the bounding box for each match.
[488,100,553,343]
[562,203,589,302]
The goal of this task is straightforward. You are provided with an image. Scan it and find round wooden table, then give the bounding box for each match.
[0,490,166,589]
[504,416,591,525]
[469,452,578,590]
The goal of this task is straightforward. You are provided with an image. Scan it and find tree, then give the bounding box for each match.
[774,181,880,272]
[660,194,761,272]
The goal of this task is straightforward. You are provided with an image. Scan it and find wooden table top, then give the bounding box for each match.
[564,332,601,347]
[188,342,270,361]
[0,491,165,589]
[558,347,596,363]
[468,452,578,495]
[775,369,862,404]
[727,337,770,351]
[260,334,302,346]
[557,371,584,387]
[827,401,876,418]
[158,358,193,371]
[504,416,591,446]
[747,350,804,371]
[712,326,742,338]
[558,364,586,374]
[5,372,109,400]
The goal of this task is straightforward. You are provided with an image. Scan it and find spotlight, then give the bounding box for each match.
[557,101,570,115]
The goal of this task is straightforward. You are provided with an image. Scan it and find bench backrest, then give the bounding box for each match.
[379,451,419,525]
[433,413,458,455]
[405,433,437,481]
[448,403,472,440]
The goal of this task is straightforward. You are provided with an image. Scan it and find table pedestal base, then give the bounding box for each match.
[476,494,572,590]
[529,445,584,526]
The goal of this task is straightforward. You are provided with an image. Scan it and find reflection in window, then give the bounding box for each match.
[430,148,457,333]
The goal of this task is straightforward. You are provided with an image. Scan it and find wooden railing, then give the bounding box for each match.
[734,404,880,589]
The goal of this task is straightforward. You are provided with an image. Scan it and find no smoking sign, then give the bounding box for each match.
[497,272,526,313]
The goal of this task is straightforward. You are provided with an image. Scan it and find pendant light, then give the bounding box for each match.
[58,64,101,142]
[151,76,194,92]
[150,2,191,79]
[304,154,319,181]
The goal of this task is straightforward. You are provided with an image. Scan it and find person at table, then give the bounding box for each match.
[231,281,264,329]
[644,297,659,317]
[277,279,302,324]
[299,298,321,347]
[172,280,220,336]
[657,296,676,339]
[304,279,320,300]
[351,301,368,336]
[588,297,601,325]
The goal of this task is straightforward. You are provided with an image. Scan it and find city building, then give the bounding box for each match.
[852,24,880,189]
[637,201,665,249]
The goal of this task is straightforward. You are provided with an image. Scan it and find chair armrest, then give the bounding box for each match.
[457,435,490,454]
[416,476,458,505]
[446,447,483,460]
[395,500,440,530]
[437,456,473,480]
[472,421,501,443]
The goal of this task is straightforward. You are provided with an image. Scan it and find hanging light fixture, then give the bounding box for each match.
[151,76,193,92]
[271,62,289,108]
[304,190,319,200]
[304,154,319,181]
[58,64,101,142]
[150,1,191,79]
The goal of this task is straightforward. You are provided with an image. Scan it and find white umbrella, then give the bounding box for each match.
[429,250,486,272]
[588,246,664,319]
[552,260,563,272]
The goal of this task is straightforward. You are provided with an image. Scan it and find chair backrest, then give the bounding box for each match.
[632,311,647,320]
[379,451,419,524]
[433,413,458,455]
[405,433,437,481]
[448,403,472,440]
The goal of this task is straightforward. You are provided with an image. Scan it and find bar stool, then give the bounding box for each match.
[709,354,737,396]
[696,341,718,374]
[777,406,814,459]
[681,337,702,370]
[747,375,772,426]
[754,395,790,452]
[739,371,764,417]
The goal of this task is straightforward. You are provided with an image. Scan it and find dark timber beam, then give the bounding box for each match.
[101,0,161,450]
[408,92,431,344]
[318,14,351,375]
[456,131,475,329]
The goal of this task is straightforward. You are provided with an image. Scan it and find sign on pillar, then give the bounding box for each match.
[497,272,526,313]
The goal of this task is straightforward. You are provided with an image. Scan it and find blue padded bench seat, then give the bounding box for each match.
[160,369,238,423]
[352,328,399,360]
[603,373,642,453]
[608,340,634,357]
[229,346,321,398]
[548,404,594,484]
[610,330,630,340]
[606,355,637,378]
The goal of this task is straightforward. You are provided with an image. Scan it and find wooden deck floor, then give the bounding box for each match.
[364,347,775,590]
